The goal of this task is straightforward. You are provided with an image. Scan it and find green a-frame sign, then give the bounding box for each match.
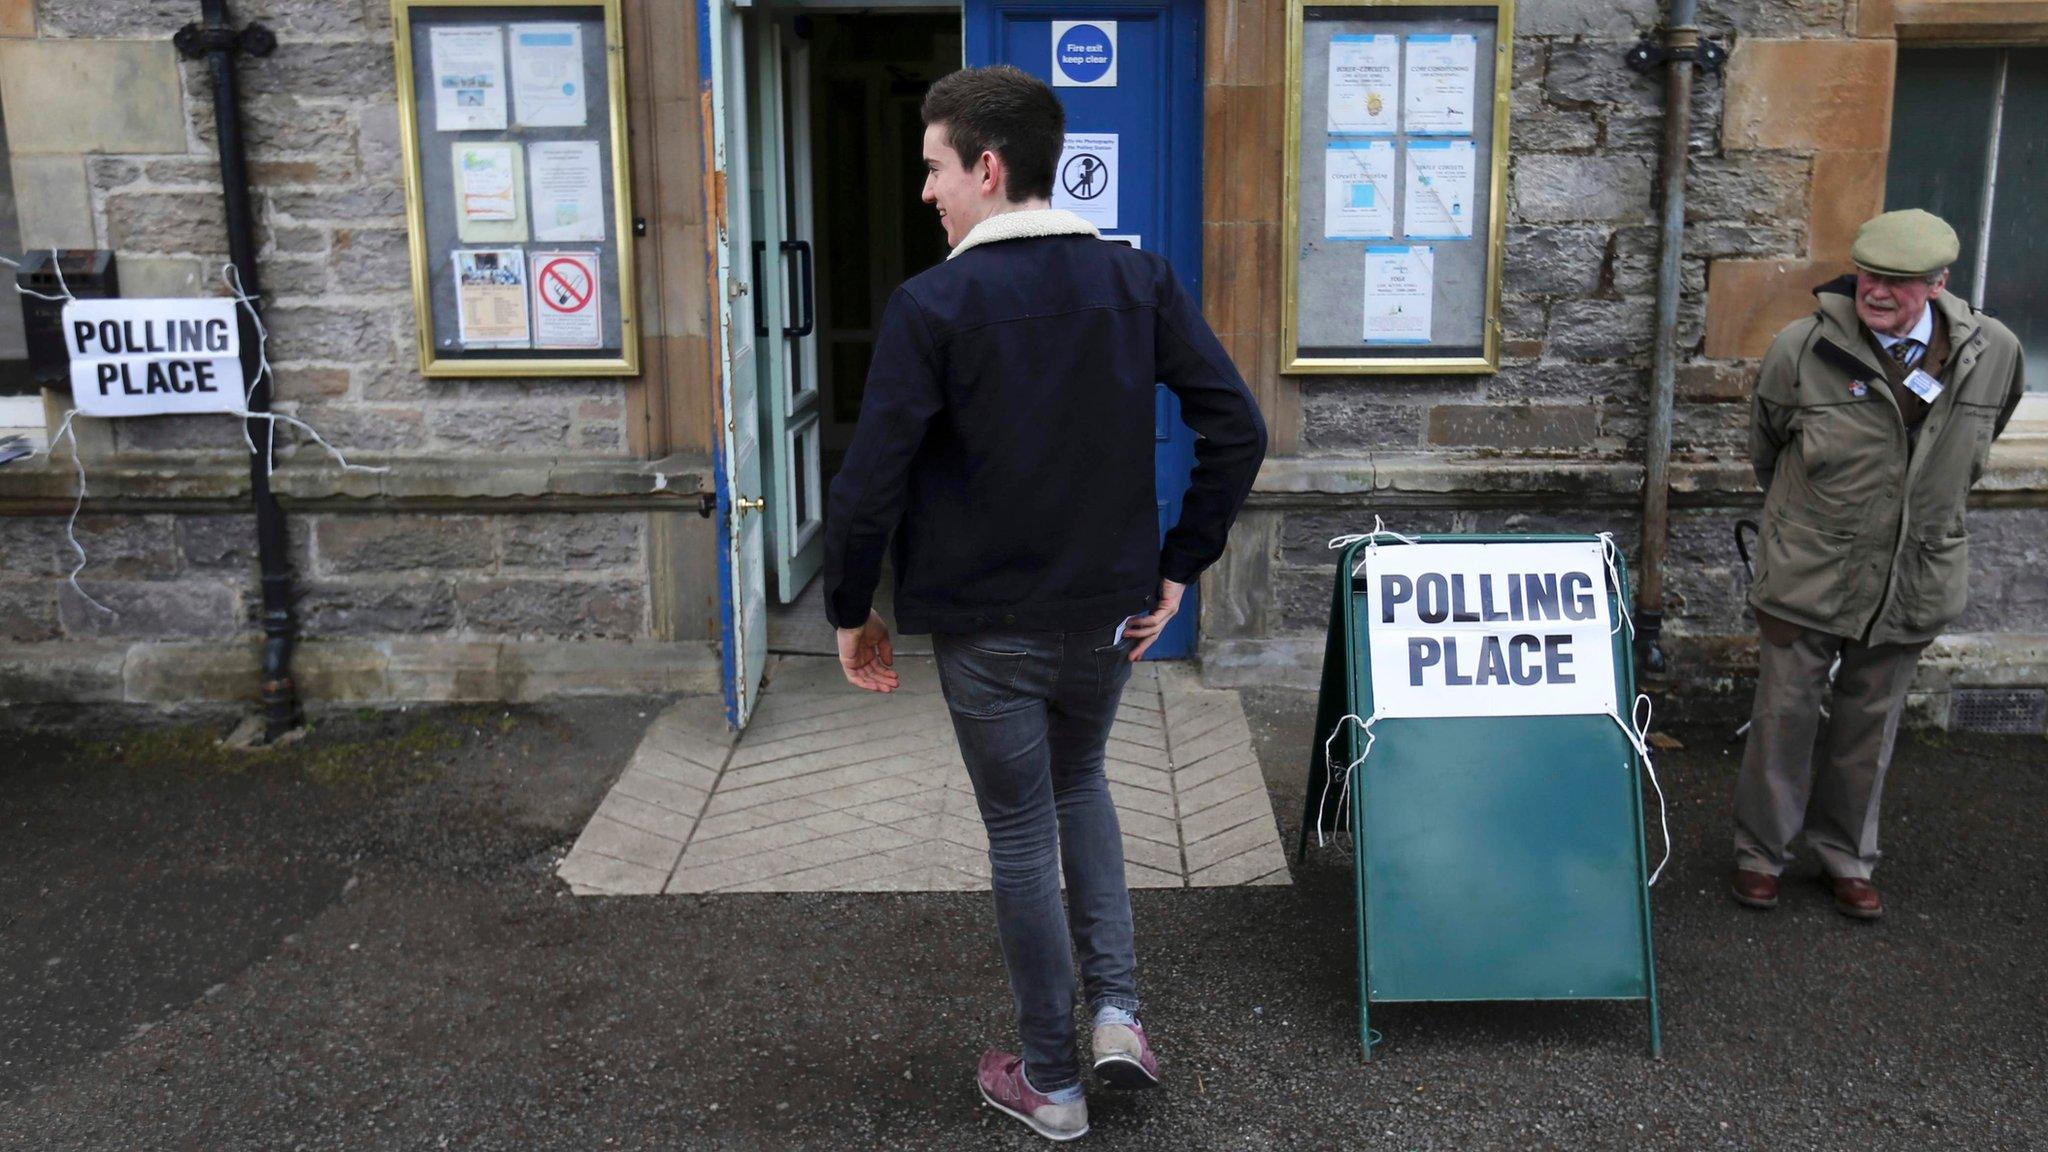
[1300,534,1661,1060]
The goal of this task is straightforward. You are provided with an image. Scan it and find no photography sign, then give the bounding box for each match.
[64,298,245,418]
[1364,540,1618,718]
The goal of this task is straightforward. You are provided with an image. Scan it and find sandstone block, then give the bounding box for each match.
[457,579,646,638]
[0,40,186,154]
[1427,403,1601,450]
[1512,155,1651,223]
[314,516,495,575]
[502,514,642,571]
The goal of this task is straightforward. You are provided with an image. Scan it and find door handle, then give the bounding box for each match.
[751,241,768,338]
[781,239,815,338]
[735,496,766,514]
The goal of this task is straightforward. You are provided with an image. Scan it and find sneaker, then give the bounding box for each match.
[1091,1020,1160,1089]
[976,1050,1088,1142]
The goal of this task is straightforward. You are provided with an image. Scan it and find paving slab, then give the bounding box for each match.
[558,655,1292,894]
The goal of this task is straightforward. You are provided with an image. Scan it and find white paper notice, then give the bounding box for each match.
[455,248,531,348]
[1052,132,1118,230]
[454,142,520,224]
[431,26,508,132]
[530,250,603,348]
[528,140,605,242]
[1363,541,1620,719]
[509,23,587,128]
[1327,34,1398,134]
[1324,139,1395,240]
[1403,139,1476,239]
[1365,245,1433,344]
[1403,33,1476,135]
[62,298,244,418]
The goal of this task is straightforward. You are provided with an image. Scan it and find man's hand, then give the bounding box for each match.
[837,609,899,693]
[1121,579,1186,662]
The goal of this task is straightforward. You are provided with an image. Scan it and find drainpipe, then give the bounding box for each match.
[1624,4,1724,677]
[175,2,296,739]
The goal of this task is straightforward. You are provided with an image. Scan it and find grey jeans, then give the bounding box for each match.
[931,624,1141,1094]
[1733,624,1926,880]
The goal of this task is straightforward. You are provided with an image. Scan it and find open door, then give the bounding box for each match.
[708,0,769,727]
[754,20,827,605]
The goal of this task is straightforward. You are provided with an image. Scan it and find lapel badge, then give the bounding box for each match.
[1848,379,1868,398]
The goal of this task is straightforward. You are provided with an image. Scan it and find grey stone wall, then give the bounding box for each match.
[0,508,648,645]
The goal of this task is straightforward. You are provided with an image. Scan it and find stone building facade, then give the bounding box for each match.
[0,0,2042,727]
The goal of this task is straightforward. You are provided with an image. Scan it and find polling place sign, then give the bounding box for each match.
[63,298,246,418]
[1364,540,1618,718]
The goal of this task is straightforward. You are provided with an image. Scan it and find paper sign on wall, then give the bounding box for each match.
[1051,21,1117,87]
[431,26,508,132]
[509,23,587,127]
[1328,34,1398,134]
[455,248,531,348]
[1325,139,1395,240]
[1403,139,1475,239]
[1364,541,1619,718]
[528,140,605,242]
[531,251,603,348]
[63,298,245,417]
[1364,245,1433,344]
[1052,132,1118,230]
[1403,33,1477,135]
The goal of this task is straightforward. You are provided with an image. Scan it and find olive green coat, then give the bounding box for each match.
[1749,279,2027,646]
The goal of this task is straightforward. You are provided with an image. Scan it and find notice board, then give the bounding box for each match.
[391,0,639,375]
[1301,535,1661,1059]
[1282,0,1512,374]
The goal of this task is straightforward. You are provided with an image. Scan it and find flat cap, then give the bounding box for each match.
[1851,208,1959,277]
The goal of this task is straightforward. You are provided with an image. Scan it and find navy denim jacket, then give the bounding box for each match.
[822,225,1266,635]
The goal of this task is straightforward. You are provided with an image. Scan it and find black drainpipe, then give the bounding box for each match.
[175,3,296,739]
[1624,4,1725,677]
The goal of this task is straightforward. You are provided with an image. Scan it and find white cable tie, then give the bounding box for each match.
[44,409,114,616]
[1315,711,1381,850]
[1331,515,1419,577]
[1598,532,1636,640]
[1609,692,1670,887]
[246,411,390,475]
[48,248,74,301]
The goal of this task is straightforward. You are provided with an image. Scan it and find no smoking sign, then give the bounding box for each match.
[530,251,603,349]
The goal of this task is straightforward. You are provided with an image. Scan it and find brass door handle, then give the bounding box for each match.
[735,496,765,513]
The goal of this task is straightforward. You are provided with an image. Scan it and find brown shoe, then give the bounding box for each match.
[1730,869,1779,909]
[1830,877,1883,920]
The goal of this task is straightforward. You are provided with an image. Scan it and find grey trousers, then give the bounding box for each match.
[1733,624,1925,880]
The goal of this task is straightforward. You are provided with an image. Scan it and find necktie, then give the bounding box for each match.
[1888,339,1922,369]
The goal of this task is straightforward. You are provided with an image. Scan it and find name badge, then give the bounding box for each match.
[1904,368,1944,403]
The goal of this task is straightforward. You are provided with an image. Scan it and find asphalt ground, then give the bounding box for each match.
[0,686,2042,1150]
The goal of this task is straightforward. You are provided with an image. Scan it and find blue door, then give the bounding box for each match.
[967,0,1205,659]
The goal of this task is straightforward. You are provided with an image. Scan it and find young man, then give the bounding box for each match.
[820,65,1266,1141]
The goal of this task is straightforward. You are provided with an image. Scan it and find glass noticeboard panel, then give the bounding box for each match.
[391,0,639,376]
[1282,0,1513,374]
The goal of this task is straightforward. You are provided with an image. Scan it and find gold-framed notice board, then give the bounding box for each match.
[1282,0,1513,374]
[392,0,638,376]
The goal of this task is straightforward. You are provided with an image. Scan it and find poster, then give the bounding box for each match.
[1364,245,1433,344]
[530,251,604,348]
[431,26,508,132]
[1051,20,1117,88]
[1051,132,1119,230]
[454,248,531,347]
[509,23,587,128]
[62,298,244,418]
[1328,34,1398,135]
[1324,139,1396,240]
[1403,139,1476,239]
[1363,541,1618,718]
[453,142,520,223]
[1403,33,1477,135]
[528,141,606,243]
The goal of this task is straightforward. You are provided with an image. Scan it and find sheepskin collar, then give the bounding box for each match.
[946,208,1099,259]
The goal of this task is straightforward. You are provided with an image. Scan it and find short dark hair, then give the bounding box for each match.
[920,65,1065,203]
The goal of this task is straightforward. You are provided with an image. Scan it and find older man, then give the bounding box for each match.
[1733,209,2026,919]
